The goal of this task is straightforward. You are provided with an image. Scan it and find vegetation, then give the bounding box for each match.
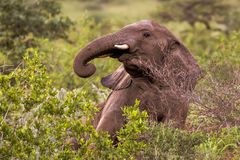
[0,0,239,159]
[0,53,147,159]
[154,0,240,31]
[0,0,72,68]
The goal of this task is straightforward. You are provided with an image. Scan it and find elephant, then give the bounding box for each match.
[73,20,202,139]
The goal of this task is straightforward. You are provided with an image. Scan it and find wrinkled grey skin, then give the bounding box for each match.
[74,20,202,138]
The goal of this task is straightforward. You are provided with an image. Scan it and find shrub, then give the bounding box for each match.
[142,124,239,159]
[0,0,72,66]
[0,50,148,159]
[0,49,239,159]
[196,127,240,159]
[189,32,240,131]
[143,123,206,160]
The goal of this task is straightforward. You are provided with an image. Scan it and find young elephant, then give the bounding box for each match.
[73,20,202,138]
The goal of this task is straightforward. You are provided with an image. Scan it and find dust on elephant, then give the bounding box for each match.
[73,20,202,138]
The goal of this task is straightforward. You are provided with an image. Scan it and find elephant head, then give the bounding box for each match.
[74,20,202,92]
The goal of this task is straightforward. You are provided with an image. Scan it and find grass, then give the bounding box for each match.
[59,0,159,23]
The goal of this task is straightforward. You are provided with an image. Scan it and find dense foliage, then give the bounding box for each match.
[0,0,72,67]
[0,51,239,159]
[0,52,148,159]
[0,0,239,159]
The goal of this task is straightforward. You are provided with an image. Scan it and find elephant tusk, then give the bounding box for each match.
[114,44,129,50]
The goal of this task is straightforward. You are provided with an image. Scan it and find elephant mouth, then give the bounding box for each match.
[111,44,139,61]
[96,43,143,78]
[107,44,143,77]
[109,49,128,59]
[101,44,132,61]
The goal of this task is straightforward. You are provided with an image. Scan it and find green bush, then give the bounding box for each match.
[0,37,239,160]
[0,51,148,159]
[196,127,240,160]
[187,32,240,132]
[0,0,72,66]
[142,124,240,160]
[143,123,206,159]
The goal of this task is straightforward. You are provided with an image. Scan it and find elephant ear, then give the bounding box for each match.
[101,65,132,90]
[164,40,202,91]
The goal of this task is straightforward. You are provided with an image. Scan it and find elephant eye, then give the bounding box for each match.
[170,40,180,50]
[143,32,151,38]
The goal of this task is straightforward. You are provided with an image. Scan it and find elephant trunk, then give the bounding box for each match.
[73,33,126,78]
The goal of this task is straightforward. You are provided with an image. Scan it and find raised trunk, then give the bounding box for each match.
[73,33,119,78]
